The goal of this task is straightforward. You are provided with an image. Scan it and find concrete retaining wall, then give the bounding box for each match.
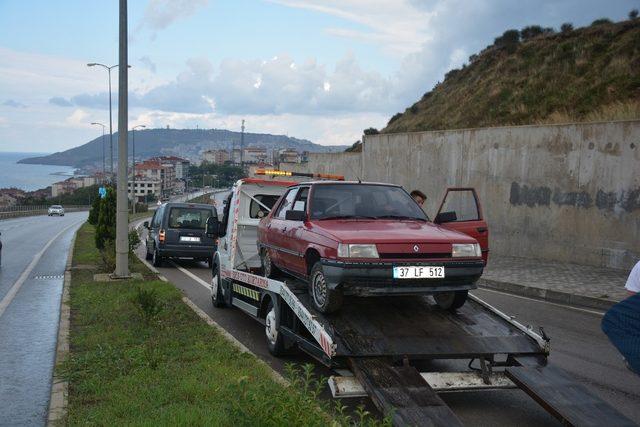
[284,120,640,269]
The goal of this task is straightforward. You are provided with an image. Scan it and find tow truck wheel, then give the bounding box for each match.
[309,262,343,314]
[261,248,279,278]
[211,263,226,308]
[265,300,285,356]
[434,290,468,310]
[145,243,153,260]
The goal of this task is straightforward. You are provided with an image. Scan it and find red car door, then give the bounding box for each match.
[284,186,310,276]
[434,188,489,264]
[267,187,298,271]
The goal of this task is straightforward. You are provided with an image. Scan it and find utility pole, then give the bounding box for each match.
[131,125,145,214]
[91,122,106,177]
[113,0,129,278]
[240,119,245,168]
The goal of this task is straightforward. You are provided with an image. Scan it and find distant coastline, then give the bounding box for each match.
[0,152,76,192]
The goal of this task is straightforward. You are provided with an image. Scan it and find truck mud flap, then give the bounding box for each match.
[349,357,463,427]
[505,363,635,427]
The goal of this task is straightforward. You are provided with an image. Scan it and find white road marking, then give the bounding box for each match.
[474,288,606,316]
[170,261,211,291]
[0,220,83,319]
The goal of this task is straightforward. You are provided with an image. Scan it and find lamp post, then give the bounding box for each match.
[87,63,118,176]
[91,122,106,178]
[131,124,145,214]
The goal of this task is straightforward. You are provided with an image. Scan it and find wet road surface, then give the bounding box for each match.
[0,212,86,426]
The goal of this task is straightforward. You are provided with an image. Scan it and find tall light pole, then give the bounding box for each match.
[113,0,129,278]
[131,124,145,214]
[91,122,106,177]
[87,63,118,176]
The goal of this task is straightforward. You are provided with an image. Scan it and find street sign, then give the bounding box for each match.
[99,187,107,198]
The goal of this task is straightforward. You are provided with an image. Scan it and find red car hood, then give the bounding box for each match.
[309,219,477,244]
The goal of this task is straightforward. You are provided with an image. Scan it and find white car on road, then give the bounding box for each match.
[48,205,65,216]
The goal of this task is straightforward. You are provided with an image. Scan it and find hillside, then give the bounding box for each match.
[19,128,345,168]
[383,18,640,133]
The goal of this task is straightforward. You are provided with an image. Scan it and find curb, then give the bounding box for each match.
[47,229,77,426]
[478,278,618,312]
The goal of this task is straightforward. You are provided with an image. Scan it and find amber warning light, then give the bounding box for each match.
[255,169,344,181]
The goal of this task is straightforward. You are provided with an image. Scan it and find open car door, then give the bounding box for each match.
[434,188,489,264]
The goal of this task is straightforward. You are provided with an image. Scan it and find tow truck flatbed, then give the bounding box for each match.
[207,177,635,426]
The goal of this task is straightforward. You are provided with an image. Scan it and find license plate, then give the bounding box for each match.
[180,236,201,243]
[393,266,445,279]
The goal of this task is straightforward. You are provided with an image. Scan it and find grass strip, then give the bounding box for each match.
[62,222,336,426]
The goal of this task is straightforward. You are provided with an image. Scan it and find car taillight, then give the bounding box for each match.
[159,229,166,243]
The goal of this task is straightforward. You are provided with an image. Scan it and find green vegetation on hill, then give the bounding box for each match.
[383,17,640,134]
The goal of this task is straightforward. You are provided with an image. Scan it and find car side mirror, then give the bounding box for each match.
[206,216,220,237]
[434,211,457,224]
[285,210,306,221]
[143,221,150,229]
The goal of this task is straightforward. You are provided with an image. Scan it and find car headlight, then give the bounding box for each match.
[452,243,481,258]
[337,243,379,258]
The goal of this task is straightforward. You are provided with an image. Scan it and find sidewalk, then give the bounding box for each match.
[479,255,631,311]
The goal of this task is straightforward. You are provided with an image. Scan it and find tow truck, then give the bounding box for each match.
[205,171,634,426]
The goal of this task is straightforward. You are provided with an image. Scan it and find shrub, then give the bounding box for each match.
[95,186,116,249]
[560,22,574,33]
[591,18,612,26]
[387,112,403,125]
[363,127,379,135]
[521,25,544,40]
[88,192,101,225]
[494,29,520,52]
[409,104,419,114]
[630,9,639,19]
[128,229,141,256]
[100,239,116,272]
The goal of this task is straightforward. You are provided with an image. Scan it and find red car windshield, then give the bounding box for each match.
[310,184,427,221]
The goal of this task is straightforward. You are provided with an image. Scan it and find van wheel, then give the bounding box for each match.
[207,257,213,269]
[145,243,153,260]
[152,248,163,267]
[265,300,285,356]
[434,290,468,310]
[309,262,342,314]
[211,263,226,308]
[261,248,280,278]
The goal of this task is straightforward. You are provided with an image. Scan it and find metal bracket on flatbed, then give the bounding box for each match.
[329,370,517,398]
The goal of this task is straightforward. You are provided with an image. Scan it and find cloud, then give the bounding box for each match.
[65,109,91,127]
[2,99,27,108]
[49,97,73,107]
[138,0,209,37]
[139,56,157,73]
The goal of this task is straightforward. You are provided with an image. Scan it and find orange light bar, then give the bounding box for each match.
[255,169,344,181]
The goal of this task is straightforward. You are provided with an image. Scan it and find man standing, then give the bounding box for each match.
[410,190,427,207]
[602,260,640,375]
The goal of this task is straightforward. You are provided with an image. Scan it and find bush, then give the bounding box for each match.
[95,186,116,250]
[363,127,379,135]
[521,25,544,40]
[131,286,163,321]
[88,192,101,225]
[560,22,574,33]
[409,104,419,114]
[494,29,520,53]
[591,18,612,26]
[387,112,403,126]
[100,239,116,272]
[630,9,639,19]
[128,229,141,256]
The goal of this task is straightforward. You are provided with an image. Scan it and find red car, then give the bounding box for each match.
[257,181,489,313]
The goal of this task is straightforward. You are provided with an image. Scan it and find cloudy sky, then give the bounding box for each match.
[0,0,636,152]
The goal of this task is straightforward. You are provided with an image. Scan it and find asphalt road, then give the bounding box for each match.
[134,194,639,426]
[0,212,87,427]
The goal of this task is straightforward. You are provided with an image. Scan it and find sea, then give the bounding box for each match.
[0,152,76,191]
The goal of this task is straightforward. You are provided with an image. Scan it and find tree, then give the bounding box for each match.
[363,127,379,135]
[591,18,612,26]
[630,9,639,19]
[560,22,574,33]
[387,112,403,126]
[95,186,116,250]
[88,190,101,225]
[520,25,544,41]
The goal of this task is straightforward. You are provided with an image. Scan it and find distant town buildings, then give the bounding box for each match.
[150,156,190,180]
[51,176,98,197]
[200,147,307,166]
[134,160,176,198]
[202,149,230,165]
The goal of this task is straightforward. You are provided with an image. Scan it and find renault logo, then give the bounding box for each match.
[413,245,420,252]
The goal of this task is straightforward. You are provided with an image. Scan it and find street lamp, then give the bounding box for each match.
[131,124,146,214]
[91,122,106,177]
[87,62,131,175]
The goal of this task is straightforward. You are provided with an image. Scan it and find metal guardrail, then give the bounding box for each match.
[0,205,90,220]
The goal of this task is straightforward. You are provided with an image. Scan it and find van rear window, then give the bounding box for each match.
[168,208,212,229]
[249,194,281,219]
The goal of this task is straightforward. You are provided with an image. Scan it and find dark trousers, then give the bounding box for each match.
[602,293,640,374]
